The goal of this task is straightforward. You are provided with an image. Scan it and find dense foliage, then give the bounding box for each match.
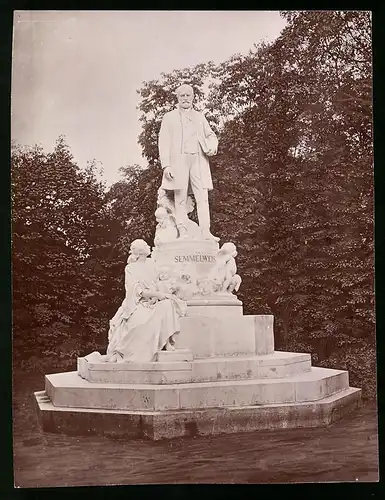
[12,12,375,398]
[12,138,116,369]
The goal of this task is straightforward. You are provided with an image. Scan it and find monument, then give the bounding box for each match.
[34,84,361,440]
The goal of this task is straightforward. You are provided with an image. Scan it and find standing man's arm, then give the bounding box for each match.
[202,116,218,156]
[158,114,174,180]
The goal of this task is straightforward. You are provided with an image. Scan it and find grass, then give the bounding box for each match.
[13,370,379,487]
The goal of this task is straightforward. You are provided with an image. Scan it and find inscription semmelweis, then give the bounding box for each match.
[175,254,216,263]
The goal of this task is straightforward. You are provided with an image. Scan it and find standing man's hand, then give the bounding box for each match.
[164,167,174,181]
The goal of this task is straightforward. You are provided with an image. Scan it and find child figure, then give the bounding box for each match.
[157,188,176,216]
[156,267,178,295]
[209,242,242,294]
[175,272,198,300]
[154,267,187,351]
[154,207,178,246]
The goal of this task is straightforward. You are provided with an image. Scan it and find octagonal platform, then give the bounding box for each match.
[34,310,361,440]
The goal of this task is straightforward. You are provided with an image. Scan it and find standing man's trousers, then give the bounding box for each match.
[174,153,210,232]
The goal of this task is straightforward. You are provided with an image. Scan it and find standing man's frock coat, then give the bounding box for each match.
[158,108,218,192]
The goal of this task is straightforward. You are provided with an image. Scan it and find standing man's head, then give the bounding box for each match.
[176,84,194,110]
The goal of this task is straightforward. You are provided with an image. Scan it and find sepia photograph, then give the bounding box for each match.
[11,10,378,487]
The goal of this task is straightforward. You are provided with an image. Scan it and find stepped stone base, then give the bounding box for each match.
[77,351,312,385]
[34,307,362,440]
[34,387,361,440]
[45,366,351,411]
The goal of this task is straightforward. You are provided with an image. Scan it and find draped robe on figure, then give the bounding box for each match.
[106,258,186,363]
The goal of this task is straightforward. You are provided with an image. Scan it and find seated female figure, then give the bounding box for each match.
[105,239,186,363]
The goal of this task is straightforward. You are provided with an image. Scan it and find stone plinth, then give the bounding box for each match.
[152,239,219,278]
[175,314,274,358]
[186,298,243,316]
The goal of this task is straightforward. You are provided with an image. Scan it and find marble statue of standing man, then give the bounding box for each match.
[158,84,219,241]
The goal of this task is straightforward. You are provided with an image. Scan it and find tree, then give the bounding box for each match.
[12,137,112,366]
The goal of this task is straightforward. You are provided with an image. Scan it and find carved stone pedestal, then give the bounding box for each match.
[152,239,219,280]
